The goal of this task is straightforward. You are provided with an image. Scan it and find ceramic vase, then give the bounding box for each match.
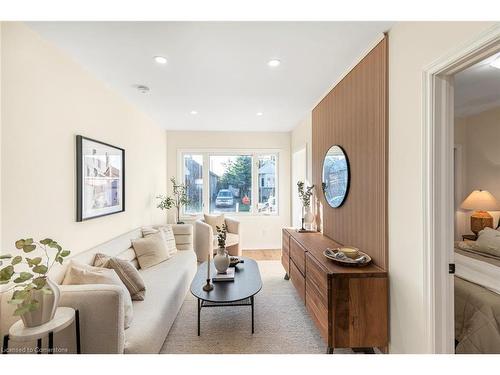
[214,247,230,273]
[21,277,60,327]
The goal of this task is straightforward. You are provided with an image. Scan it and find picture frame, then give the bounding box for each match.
[76,135,125,221]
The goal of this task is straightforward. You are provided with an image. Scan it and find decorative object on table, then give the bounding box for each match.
[0,238,70,327]
[212,267,235,282]
[322,145,350,208]
[214,224,230,273]
[76,135,125,222]
[229,256,244,267]
[323,247,371,267]
[297,181,315,231]
[156,177,190,224]
[2,307,81,354]
[202,245,214,292]
[460,190,500,235]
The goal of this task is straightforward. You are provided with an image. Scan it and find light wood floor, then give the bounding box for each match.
[242,249,281,260]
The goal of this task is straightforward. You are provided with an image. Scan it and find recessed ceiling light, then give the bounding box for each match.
[190,110,198,115]
[267,59,281,67]
[490,56,500,69]
[135,85,150,94]
[256,112,263,116]
[154,56,167,64]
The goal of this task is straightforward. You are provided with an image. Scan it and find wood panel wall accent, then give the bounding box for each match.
[312,36,388,270]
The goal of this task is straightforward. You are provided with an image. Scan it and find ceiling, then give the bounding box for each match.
[455,51,500,118]
[28,21,393,132]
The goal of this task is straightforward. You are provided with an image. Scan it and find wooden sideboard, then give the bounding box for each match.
[281,228,388,353]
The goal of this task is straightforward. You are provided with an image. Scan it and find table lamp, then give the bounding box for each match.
[460,190,500,235]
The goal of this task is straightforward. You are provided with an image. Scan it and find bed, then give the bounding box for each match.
[454,242,500,353]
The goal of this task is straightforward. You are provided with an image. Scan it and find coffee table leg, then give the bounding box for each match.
[197,298,201,336]
[48,331,54,354]
[2,334,8,354]
[37,338,42,354]
[251,296,255,334]
[75,309,81,354]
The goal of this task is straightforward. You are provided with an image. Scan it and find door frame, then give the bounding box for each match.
[422,24,500,353]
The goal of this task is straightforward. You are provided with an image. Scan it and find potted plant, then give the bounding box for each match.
[157,177,190,224]
[213,224,230,273]
[297,181,315,230]
[0,238,70,327]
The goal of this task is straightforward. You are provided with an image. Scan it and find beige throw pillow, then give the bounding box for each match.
[142,226,177,257]
[204,214,225,233]
[93,253,146,301]
[132,231,169,269]
[62,261,133,328]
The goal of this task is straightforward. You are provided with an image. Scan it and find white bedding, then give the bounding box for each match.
[455,251,500,295]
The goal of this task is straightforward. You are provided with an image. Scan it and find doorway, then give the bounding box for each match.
[423,25,500,353]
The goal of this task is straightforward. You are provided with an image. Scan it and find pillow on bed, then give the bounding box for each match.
[471,227,500,257]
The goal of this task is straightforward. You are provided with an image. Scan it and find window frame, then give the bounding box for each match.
[177,148,280,219]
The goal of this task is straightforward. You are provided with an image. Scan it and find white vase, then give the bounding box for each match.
[304,206,315,230]
[214,247,230,273]
[21,277,60,327]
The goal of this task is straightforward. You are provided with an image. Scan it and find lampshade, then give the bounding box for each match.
[460,190,500,211]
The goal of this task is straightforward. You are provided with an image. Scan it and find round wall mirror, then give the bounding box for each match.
[322,145,350,208]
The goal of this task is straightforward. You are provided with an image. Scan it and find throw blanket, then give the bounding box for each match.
[455,276,500,353]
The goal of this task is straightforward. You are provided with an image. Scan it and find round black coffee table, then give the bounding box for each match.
[190,257,262,335]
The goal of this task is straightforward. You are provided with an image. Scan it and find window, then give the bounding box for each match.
[183,154,203,214]
[180,151,278,216]
[209,155,252,213]
[257,154,277,214]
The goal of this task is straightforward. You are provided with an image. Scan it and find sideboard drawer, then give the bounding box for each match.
[306,281,329,343]
[290,237,306,276]
[306,253,328,307]
[290,260,305,302]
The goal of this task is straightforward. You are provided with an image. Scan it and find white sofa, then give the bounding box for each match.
[0,224,197,354]
[194,217,241,262]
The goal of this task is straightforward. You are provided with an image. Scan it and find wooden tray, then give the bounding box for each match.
[323,248,372,267]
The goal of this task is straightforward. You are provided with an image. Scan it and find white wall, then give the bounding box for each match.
[1,22,167,255]
[166,131,290,250]
[388,21,496,353]
[454,106,500,238]
[290,114,313,227]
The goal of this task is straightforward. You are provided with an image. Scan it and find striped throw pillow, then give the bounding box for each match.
[93,253,146,301]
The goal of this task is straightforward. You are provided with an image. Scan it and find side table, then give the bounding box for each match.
[462,234,478,241]
[2,307,80,354]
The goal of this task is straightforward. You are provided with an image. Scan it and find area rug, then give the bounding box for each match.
[160,260,354,354]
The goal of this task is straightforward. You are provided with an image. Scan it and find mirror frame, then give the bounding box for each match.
[321,144,350,208]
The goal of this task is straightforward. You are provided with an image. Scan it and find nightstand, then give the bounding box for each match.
[462,234,477,241]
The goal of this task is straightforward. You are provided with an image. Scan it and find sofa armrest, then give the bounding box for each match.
[225,217,240,235]
[172,224,193,251]
[194,220,213,262]
[59,284,125,354]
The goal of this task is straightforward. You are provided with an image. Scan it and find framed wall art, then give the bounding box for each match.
[76,135,125,221]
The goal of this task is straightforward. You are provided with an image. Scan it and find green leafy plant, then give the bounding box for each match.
[156,177,190,223]
[297,181,315,208]
[0,238,70,316]
[216,224,227,249]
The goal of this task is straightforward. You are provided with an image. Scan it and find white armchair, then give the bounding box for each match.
[194,217,241,262]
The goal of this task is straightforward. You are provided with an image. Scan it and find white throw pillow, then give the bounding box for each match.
[62,261,134,328]
[204,214,225,233]
[473,227,500,257]
[133,231,170,269]
[141,226,177,257]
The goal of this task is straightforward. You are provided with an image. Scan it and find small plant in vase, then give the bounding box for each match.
[157,177,190,224]
[213,224,230,273]
[0,238,70,327]
[297,181,315,231]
